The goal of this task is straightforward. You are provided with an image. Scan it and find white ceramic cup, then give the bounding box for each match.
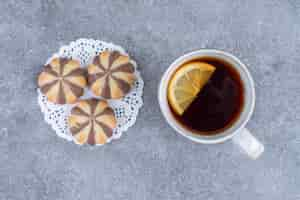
[158,49,264,159]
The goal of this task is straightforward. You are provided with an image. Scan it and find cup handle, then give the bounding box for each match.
[232,128,264,159]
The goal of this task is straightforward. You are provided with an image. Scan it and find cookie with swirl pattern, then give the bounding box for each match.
[87,51,136,99]
[68,98,117,145]
[38,58,87,104]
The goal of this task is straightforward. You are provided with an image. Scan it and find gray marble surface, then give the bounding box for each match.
[0,0,300,199]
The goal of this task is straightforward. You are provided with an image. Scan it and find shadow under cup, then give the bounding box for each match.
[158,50,255,144]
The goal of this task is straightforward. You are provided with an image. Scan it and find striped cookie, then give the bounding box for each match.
[87,51,136,99]
[68,99,117,145]
[38,58,87,104]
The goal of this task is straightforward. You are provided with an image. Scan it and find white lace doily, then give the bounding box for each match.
[37,38,144,145]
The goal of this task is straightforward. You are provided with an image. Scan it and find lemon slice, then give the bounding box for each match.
[167,62,216,115]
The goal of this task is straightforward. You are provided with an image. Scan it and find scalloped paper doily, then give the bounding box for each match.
[37,38,144,146]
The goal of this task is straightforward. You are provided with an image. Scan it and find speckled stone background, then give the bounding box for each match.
[0,0,300,200]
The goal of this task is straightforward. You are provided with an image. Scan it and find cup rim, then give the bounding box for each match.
[158,49,256,144]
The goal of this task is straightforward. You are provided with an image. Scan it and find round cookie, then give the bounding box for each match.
[87,51,136,99]
[38,58,87,104]
[68,99,117,145]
